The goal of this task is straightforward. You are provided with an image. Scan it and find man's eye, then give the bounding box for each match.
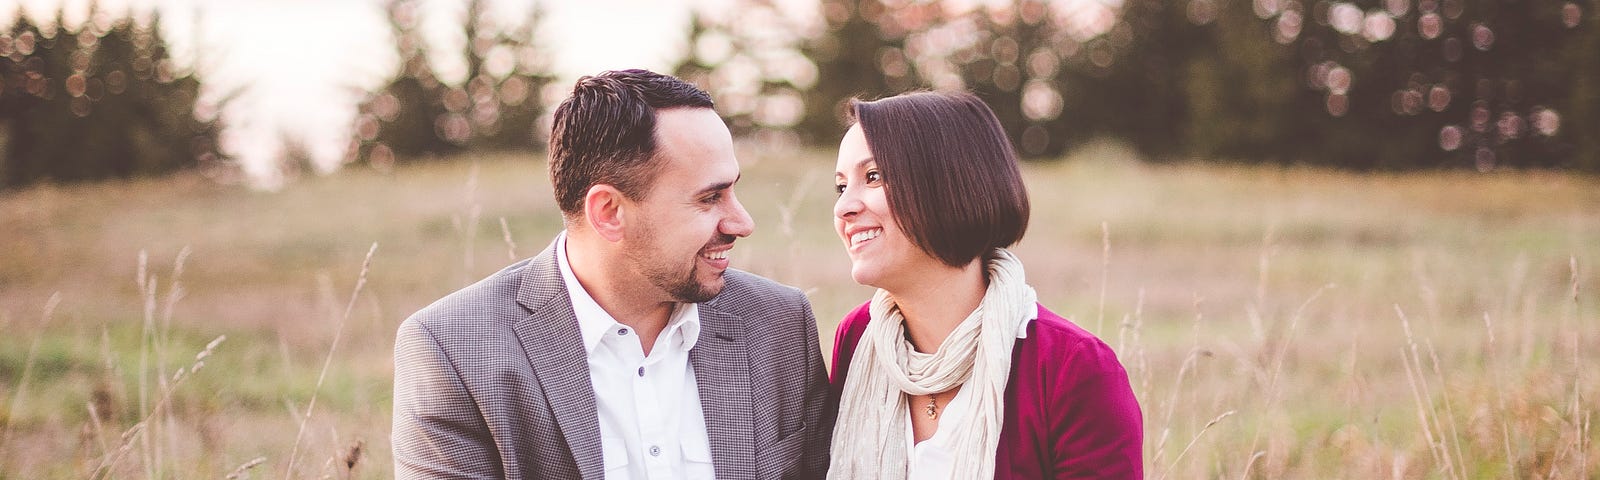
[703,193,722,204]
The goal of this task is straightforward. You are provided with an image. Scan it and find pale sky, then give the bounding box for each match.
[2,0,1109,185]
[2,0,717,182]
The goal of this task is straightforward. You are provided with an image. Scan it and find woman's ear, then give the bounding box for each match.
[584,185,627,242]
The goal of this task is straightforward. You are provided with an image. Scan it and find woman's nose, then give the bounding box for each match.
[833,187,862,219]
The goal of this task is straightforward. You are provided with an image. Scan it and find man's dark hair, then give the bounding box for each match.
[849,91,1031,268]
[548,69,715,218]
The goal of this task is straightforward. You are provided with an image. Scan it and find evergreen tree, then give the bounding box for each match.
[672,5,813,137]
[1564,1,1600,171]
[353,0,556,168]
[0,6,226,188]
[957,0,1080,157]
[795,0,934,143]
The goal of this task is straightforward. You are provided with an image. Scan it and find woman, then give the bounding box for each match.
[826,91,1143,479]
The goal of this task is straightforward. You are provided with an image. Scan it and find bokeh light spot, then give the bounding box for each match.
[1331,3,1363,35]
[1326,65,1353,94]
[1188,0,1219,25]
[65,74,87,97]
[1471,24,1494,50]
[1326,93,1349,117]
[1496,111,1524,140]
[1021,80,1063,121]
[1531,108,1561,136]
[1428,85,1451,111]
[1470,101,1491,132]
[16,31,35,55]
[1474,147,1494,172]
[1364,12,1396,42]
[1386,0,1410,17]
[1419,13,1443,39]
[369,144,396,171]
[1439,125,1463,151]
[70,96,92,117]
[1276,10,1304,43]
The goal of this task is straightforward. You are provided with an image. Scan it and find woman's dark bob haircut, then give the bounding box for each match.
[849,91,1030,268]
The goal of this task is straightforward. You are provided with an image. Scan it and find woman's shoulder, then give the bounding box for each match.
[833,301,873,346]
[1020,306,1130,379]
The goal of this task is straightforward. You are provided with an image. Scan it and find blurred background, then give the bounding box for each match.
[1,0,1597,478]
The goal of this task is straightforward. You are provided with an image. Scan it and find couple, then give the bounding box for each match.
[391,69,1142,479]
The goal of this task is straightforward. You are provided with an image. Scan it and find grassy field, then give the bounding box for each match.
[1,142,1597,478]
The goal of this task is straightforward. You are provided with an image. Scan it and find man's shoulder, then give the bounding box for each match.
[403,259,535,334]
[709,268,806,310]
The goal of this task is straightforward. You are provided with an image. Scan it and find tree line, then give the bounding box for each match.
[3,0,1596,189]
[695,0,1598,171]
[1,6,225,188]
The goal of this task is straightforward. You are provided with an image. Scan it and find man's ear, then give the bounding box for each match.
[584,185,627,242]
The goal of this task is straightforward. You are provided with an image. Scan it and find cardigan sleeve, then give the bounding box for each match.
[827,303,872,410]
[1047,337,1144,479]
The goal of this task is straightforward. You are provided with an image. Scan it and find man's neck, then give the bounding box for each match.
[565,231,675,354]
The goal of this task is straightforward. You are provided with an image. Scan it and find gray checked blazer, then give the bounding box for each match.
[392,241,832,479]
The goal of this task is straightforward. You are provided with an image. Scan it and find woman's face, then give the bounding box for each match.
[833,124,940,290]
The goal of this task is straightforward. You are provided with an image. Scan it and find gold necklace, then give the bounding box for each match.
[923,391,945,419]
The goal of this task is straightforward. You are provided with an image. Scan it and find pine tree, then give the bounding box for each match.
[352,0,557,168]
[0,6,225,188]
[795,0,933,144]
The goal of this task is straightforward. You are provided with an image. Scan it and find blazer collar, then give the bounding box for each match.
[690,301,757,478]
[513,240,760,479]
[512,242,606,480]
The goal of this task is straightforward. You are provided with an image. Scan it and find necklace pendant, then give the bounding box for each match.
[925,398,938,419]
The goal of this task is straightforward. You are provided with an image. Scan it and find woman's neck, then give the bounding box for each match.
[887,258,987,354]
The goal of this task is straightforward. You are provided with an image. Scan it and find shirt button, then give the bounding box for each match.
[617,328,628,335]
[637,366,645,377]
[649,445,661,456]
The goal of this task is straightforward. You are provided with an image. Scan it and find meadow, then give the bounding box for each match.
[1,143,1596,478]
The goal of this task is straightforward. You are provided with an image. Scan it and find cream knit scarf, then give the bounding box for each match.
[827,249,1037,480]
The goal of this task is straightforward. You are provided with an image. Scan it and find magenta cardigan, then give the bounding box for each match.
[827,302,1144,479]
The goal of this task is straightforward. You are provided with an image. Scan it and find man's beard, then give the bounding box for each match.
[627,230,736,304]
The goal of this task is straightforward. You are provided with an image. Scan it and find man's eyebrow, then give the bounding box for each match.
[695,173,741,196]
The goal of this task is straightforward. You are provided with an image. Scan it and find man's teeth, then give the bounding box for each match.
[703,249,729,260]
[851,228,882,244]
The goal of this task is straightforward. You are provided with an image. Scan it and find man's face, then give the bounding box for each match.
[620,107,753,303]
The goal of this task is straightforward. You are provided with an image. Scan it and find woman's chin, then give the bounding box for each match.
[848,265,877,288]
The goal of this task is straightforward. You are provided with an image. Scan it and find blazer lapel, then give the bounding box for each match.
[690,305,757,479]
[513,244,605,480]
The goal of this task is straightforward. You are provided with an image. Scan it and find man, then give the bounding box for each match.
[392,69,831,479]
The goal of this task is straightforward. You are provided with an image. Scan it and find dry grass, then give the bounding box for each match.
[1,142,1596,478]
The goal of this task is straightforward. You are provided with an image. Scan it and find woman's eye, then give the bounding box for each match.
[865,171,881,184]
[834,183,846,195]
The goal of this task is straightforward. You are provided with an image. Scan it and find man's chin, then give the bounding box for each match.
[673,277,724,303]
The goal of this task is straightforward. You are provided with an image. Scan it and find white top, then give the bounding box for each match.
[558,232,716,480]
[904,305,1038,479]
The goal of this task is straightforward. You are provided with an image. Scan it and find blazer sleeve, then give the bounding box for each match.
[1049,339,1144,479]
[798,295,835,479]
[391,318,502,479]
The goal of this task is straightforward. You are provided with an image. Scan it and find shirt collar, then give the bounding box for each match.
[1016,303,1038,339]
[556,231,702,354]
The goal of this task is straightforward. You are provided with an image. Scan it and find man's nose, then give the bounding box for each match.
[722,194,755,238]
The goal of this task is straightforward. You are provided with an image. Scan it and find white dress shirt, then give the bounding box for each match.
[557,232,716,480]
[904,306,1038,479]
